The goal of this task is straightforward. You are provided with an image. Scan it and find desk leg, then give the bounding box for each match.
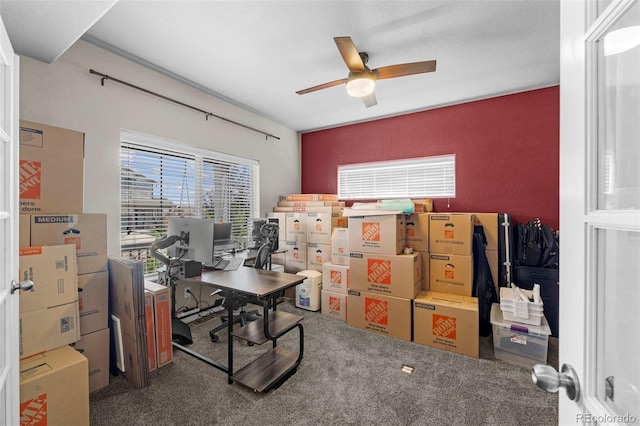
[227,303,234,384]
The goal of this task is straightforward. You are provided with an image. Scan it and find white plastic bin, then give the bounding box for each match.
[295,270,322,311]
[490,304,551,368]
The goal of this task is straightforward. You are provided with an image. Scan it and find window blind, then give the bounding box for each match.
[120,131,259,272]
[338,154,455,200]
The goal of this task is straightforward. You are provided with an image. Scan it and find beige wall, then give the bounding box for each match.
[19,40,301,257]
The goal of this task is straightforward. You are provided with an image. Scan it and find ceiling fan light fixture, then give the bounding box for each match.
[346,74,375,97]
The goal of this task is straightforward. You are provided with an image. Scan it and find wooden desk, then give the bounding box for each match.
[175,267,305,392]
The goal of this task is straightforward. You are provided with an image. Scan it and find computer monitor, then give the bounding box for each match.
[166,217,215,263]
[213,222,233,243]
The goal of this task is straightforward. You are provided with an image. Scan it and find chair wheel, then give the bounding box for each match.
[247,342,254,347]
[209,330,219,342]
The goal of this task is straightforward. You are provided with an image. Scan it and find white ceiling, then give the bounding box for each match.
[0,0,560,133]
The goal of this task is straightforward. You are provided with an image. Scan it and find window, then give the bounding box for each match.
[120,130,259,273]
[338,154,455,200]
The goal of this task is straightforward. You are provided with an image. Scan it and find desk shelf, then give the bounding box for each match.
[231,310,303,345]
[231,346,299,393]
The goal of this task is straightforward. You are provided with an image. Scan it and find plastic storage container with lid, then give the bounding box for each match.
[295,270,322,311]
[490,303,551,368]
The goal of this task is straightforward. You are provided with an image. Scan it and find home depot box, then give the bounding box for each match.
[331,227,350,266]
[307,242,331,272]
[347,290,412,342]
[30,213,108,274]
[19,120,84,214]
[78,271,109,336]
[321,290,348,321]
[473,213,499,251]
[322,262,350,294]
[20,301,81,358]
[18,245,78,313]
[349,252,421,299]
[429,213,475,255]
[349,214,406,255]
[405,213,430,252]
[266,212,287,241]
[278,200,345,208]
[144,280,173,368]
[413,291,479,358]
[284,240,308,272]
[419,252,430,290]
[71,327,110,392]
[307,211,335,244]
[280,193,339,201]
[20,345,89,426]
[429,253,474,296]
[144,291,157,372]
[285,212,308,242]
[20,214,30,246]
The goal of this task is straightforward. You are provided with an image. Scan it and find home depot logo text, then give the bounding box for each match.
[19,160,41,199]
[361,222,381,242]
[432,314,456,339]
[367,259,391,285]
[365,297,388,325]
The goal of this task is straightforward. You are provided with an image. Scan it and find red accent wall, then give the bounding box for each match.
[301,87,559,229]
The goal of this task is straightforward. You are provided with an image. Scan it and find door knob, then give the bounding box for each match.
[532,363,581,401]
[11,279,34,294]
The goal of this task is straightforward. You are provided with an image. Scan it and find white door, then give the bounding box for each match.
[550,0,640,424]
[0,14,20,426]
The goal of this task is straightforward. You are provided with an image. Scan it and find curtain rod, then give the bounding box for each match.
[89,69,280,141]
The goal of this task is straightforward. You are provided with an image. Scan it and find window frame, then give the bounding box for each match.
[337,154,456,200]
[119,130,260,273]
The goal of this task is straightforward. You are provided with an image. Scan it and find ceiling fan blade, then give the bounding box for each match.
[334,36,364,72]
[361,92,377,108]
[374,60,437,80]
[296,78,347,95]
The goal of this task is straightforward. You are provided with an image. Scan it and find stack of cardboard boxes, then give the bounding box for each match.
[18,120,107,425]
[267,194,347,274]
[331,208,503,359]
[347,214,420,343]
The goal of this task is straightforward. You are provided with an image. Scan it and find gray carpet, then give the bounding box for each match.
[89,299,558,425]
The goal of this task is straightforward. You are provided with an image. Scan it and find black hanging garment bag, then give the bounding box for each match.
[472,223,499,337]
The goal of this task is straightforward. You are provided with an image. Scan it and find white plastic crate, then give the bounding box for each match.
[490,304,551,368]
[500,286,544,326]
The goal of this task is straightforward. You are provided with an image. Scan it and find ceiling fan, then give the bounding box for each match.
[296,36,437,108]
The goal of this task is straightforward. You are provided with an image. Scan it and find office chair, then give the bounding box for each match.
[208,243,271,343]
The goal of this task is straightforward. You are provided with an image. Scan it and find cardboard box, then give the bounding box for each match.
[278,200,345,207]
[78,270,109,336]
[19,120,84,214]
[349,214,405,255]
[322,262,350,294]
[144,280,173,368]
[144,291,157,372]
[20,301,81,358]
[349,252,421,299]
[331,227,350,266]
[405,213,430,252]
[307,211,335,244]
[347,290,412,342]
[321,290,348,321]
[429,213,474,255]
[30,213,108,275]
[71,327,110,392]
[20,345,89,426]
[280,193,338,201]
[413,291,479,358]
[473,213,499,251]
[429,253,474,297]
[419,251,430,290]
[285,212,307,242]
[20,214,30,246]
[284,240,307,272]
[307,242,331,272]
[334,214,348,229]
[18,245,78,313]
